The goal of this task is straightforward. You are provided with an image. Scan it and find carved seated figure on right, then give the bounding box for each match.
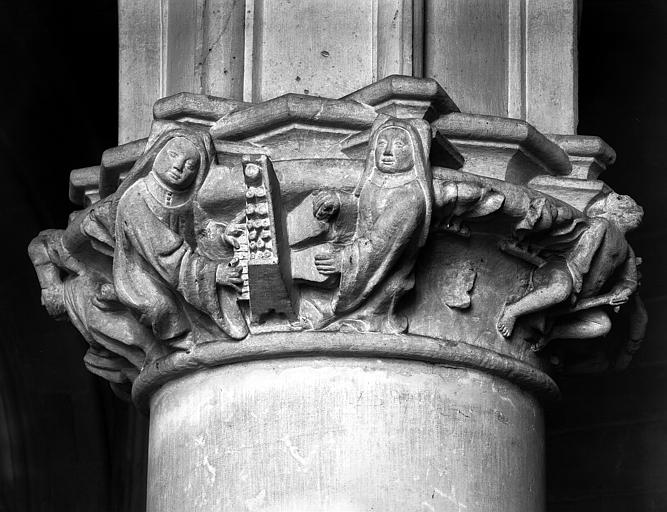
[308,116,434,333]
[496,192,644,347]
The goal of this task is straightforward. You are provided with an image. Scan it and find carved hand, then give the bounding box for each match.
[223,224,243,249]
[314,251,341,275]
[92,283,122,311]
[216,258,244,293]
[312,190,341,221]
[609,286,633,307]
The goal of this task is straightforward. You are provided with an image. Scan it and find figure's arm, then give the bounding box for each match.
[200,215,244,254]
[616,245,639,292]
[28,232,62,288]
[315,194,422,277]
[497,239,546,267]
[607,245,639,307]
[28,231,67,318]
[612,293,647,370]
[333,194,425,313]
[433,181,505,237]
[566,218,608,293]
[566,223,637,309]
[312,189,341,222]
[60,209,89,254]
[118,198,193,287]
[220,211,247,249]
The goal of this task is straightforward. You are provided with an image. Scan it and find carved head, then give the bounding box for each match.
[374,126,415,173]
[109,125,215,238]
[152,137,201,191]
[356,116,434,247]
[586,193,644,232]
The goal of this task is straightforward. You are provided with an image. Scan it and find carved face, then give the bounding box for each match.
[374,127,415,173]
[606,193,644,231]
[153,137,201,190]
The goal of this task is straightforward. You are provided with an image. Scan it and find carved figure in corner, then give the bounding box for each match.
[496,193,643,346]
[28,224,160,391]
[311,116,434,333]
[112,127,248,349]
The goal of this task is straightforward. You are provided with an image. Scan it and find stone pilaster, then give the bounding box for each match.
[117,0,579,143]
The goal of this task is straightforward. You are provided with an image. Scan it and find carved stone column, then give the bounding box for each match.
[32,3,645,512]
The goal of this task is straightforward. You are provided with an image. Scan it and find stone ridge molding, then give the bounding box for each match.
[434,113,573,177]
[132,332,560,412]
[98,138,147,199]
[547,134,616,180]
[69,165,101,206]
[153,92,249,124]
[341,74,459,119]
[210,94,378,140]
[31,76,646,408]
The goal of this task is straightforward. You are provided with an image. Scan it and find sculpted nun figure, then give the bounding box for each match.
[113,127,248,348]
[313,117,433,333]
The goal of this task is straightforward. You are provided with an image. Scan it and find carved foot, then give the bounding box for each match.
[497,305,517,338]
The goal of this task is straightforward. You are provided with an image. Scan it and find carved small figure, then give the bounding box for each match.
[496,193,643,344]
[28,226,158,388]
[313,117,434,332]
[113,127,248,348]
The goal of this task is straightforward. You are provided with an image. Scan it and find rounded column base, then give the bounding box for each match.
[147,356,544,512]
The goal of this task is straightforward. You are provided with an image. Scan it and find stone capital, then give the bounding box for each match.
[46,76,644,404]
[30,74,645,512]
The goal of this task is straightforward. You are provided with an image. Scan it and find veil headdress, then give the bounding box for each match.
[110,123,216,237]
[354,116,434,247]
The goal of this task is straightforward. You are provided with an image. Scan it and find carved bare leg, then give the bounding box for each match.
[497,265,573,338]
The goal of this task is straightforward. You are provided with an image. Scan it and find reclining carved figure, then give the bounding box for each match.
[28,217,158,393]
[496,192,643,346]
[29,124,250,383]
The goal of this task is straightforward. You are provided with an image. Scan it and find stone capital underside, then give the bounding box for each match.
[31,76,645,405]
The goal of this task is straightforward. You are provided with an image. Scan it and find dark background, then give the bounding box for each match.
[0,1,146,511]
[0,0,666,510]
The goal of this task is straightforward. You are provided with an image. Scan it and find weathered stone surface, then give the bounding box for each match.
[51,76,645,389]
[117,0,578,138]
[423,0,577,133]
[31,76,643,512]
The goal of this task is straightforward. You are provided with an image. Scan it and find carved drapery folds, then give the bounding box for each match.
[29,76,645,406]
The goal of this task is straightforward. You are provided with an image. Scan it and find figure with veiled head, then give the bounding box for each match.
[312,117,434,333]
[113,127,248,349]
